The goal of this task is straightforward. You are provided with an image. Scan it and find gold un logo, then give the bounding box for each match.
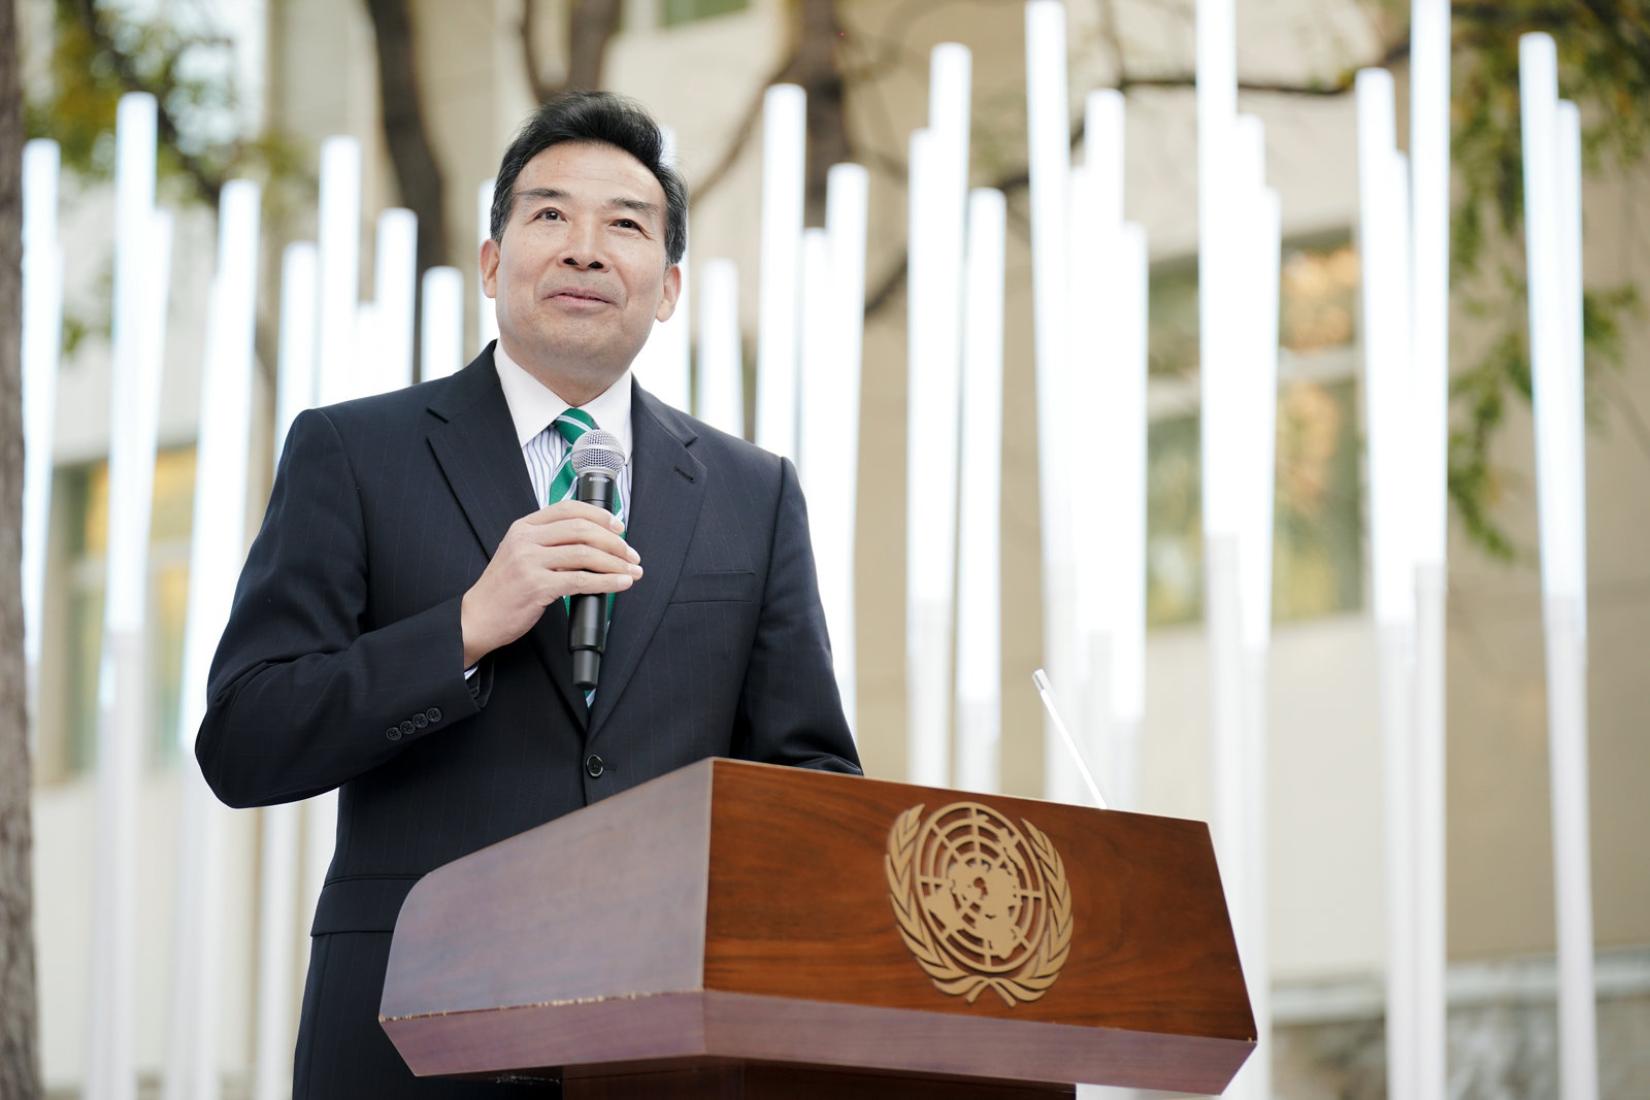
[884,801,1073,1006]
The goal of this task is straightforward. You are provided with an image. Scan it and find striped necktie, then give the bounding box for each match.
[547,407,626,706]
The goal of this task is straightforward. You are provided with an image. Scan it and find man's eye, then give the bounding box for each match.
[535,209,561,221]
[615,219,639,230]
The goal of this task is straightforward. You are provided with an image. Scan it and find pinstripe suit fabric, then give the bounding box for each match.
[196,345,859,1097]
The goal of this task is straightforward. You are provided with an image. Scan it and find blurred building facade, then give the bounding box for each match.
[19,0,1650,1095]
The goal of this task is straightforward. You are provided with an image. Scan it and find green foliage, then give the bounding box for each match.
[25,0,311,201]
[1443,0,1649,559]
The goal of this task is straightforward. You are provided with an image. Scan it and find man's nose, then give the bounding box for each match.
[559,222,606,270]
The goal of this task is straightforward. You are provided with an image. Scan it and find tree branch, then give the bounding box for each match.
[69,0,222,207]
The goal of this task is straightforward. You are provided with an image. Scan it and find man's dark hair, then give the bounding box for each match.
[490,91,688,265]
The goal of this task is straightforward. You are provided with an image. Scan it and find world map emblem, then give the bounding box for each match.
[884,801,1073,1006]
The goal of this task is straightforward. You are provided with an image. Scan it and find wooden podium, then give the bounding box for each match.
[380,759,1254,1097]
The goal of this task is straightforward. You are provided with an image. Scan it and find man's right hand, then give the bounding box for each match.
[460,500,642,668]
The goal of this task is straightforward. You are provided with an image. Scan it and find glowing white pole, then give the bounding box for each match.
[420,266,465,382]
[1522,33,1599,1099]
[165,178,262,1100]
[373,207,418,393]
[797,228,855,727]
[755,84,805,460]
[1109,222,1149,810]
[1409,4,1452,1097]
[955,188,1006,793]
[1358,65,1421,1100]
[87,93,164,1100]
[21,139,62,730]
[695,259,744,437]
[1237,120,1281,1100]
[478,179,499,350]
[1025,0,1079,802]
[307,137,359,963]
[316,137,362,405]
[252,242,318,1100]
[1073,89,1124,804]
[1195,17,1262,1095]
[824,163,869,730]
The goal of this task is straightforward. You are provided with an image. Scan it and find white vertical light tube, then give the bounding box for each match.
[1409,4,1452,1097]
[1358,65,1421,1100]
[1523,32,1599,1099]
[695,259,744,437]
[87,93,162,1100]
[1025,0,1079,802]
[903,42,971,787]
[373,207,419,393]
[478,179,499,350]
[316,137,362,405]
[827,163,869,730]
[1111,222,1149,809]
[308,137,360,965]
[166,178,262,1100]
[956,188,1006,793]
[253,242,319,1100]
[797,228,856,728]
[420,266,465,382]
[21,139,63,723]
[755,84,806,460]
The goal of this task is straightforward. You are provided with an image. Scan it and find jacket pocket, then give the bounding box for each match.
[669,569,759,604]
[309,874,423,935]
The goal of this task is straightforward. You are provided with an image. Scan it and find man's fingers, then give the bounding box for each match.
[532,518,639,561]
[560,570,637,594]
[543,544,644,577]
[523,499,626,532]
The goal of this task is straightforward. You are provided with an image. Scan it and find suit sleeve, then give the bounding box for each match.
[195,408,482,808]
[732,456,862,775]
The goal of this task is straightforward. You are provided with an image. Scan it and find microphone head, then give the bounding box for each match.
[569,428,626,478]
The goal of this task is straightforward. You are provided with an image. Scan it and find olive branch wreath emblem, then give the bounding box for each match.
[884,803,1074,1007]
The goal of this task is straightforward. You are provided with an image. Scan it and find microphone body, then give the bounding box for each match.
[565,427,627,694]
[569,468,616,691]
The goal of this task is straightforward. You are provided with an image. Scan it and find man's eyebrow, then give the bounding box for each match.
[514,187,659,218]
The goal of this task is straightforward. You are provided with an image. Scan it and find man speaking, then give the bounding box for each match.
[196,92,860,1097]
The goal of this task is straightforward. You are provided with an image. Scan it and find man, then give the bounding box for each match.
[196,92,860,1097]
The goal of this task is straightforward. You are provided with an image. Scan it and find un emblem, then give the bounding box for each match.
[884,801,1073,1006]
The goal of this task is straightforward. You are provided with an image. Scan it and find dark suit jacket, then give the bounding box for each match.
[196,345,860,1097]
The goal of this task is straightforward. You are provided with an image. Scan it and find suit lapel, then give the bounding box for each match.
[425,347,587,728]
[586,383,707,740]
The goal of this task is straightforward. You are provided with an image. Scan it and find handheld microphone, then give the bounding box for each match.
[567,429,626,692]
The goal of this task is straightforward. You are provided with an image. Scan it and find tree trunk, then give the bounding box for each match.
[564,0,622,92]
[0,0,44,1093]
[362,0,449,376]
[794,0,848,226]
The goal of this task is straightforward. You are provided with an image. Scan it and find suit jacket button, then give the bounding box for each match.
[399,719,415,736]
[585,754,605,778]
[426,706,442,723]
[386,726,401,741]
[413,713,428,729]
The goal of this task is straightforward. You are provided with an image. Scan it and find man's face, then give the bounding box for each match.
[481,140,680,396]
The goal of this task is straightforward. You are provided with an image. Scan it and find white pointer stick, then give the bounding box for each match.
[1032,669,1111,810]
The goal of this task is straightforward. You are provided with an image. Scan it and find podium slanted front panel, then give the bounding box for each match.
[380,757,1255,1094]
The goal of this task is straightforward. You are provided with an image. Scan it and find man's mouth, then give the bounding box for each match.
[548,288,612,305]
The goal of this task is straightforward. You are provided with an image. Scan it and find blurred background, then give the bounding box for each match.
[8,0,1650,1097]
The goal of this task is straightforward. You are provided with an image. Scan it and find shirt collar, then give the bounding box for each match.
[493,340,633,459]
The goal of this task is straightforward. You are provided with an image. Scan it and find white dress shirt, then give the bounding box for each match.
[493,340,634,508]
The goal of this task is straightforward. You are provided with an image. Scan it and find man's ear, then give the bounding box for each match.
[480,237,500,300]
[654,263,683,323]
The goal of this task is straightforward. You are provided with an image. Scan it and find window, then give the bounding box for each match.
[53,447,196,776]
[1145,236,1364,629]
